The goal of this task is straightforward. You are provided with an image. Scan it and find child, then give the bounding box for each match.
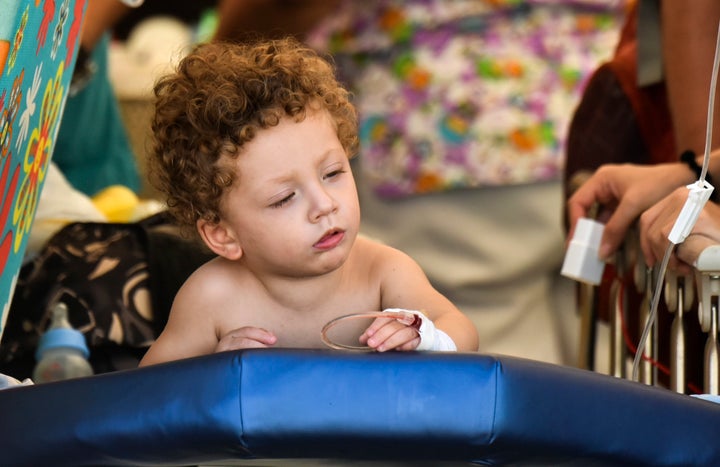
[139,38,479,366]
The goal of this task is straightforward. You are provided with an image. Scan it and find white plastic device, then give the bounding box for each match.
[561,217,606,285]
[631,21,720,383]
[667,180,714,245]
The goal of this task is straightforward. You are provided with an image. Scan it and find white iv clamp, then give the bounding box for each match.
[668,181,714,245]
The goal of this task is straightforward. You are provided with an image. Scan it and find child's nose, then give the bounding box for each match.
[308,186,338,222]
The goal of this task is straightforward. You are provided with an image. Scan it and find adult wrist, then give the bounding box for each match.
[680,150,718,202]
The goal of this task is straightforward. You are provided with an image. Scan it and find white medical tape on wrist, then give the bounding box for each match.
[383,308,457,351]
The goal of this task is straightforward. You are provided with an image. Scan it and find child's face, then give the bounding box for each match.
[219,109,361,277]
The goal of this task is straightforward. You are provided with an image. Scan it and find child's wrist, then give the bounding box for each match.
[382,308,457,351]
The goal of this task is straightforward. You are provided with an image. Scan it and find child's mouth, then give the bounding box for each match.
[314,229,345,250]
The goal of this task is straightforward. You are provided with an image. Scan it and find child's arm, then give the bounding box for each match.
[365,244,479,352]
[138,285,221,366]
[141,317,277,366]
[140,264,280,366]
[215,327,277,353]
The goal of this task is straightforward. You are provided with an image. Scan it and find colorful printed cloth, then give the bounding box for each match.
[0,0,87,337]
[308,0,627,198]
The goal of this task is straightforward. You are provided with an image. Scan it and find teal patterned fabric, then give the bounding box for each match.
[0,0,87,339]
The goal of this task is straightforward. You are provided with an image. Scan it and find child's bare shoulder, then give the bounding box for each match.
[174,257,250,309]
[184,256,236,285]
[353,234,418,268]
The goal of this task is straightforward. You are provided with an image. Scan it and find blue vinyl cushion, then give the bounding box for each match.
[1,350,720,466]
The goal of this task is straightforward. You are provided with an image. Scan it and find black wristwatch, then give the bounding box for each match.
[680,149,718,202]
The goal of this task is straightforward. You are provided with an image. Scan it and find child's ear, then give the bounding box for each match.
[197,219,243,260]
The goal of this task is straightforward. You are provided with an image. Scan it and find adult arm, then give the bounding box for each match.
[81,0,132,49]
[213,0,340,42]
[661,0,720,156]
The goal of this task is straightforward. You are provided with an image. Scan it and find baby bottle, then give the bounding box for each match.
[33,302,94,383]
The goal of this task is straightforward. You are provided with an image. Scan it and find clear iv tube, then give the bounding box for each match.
[632,243,673,381]
[701,22,720,182]
[632,21,720,382]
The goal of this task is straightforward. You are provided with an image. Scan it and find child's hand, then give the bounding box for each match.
[359,314,421,352]
[215,327,277,352]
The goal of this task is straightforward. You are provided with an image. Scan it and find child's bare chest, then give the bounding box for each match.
[216,286,381,349]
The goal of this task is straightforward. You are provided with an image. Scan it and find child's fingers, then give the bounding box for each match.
[358,316,397,343]
[365,321,420,352]
[216,327,277,352]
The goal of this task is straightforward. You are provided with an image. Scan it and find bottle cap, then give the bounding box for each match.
[36,328,90,360]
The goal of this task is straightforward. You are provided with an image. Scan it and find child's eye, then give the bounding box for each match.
[271,193,294,208]
[324,169,346,180]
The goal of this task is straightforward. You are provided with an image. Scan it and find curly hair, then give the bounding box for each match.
[149,37,358,236]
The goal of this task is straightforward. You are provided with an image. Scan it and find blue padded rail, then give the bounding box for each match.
[1,350,720,466]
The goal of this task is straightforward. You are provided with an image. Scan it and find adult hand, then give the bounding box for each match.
[567,162,694,259]
[639,186,720,273]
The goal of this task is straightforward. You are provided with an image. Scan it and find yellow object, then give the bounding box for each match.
[91,185,140,222]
